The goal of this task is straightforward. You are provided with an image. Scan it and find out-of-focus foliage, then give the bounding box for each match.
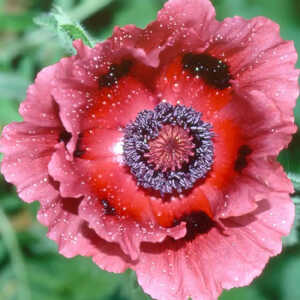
[0,1,299,300]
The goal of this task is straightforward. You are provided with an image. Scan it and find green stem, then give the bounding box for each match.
[0,207,31,300]
[70,0,112,21]
[0,0,112,62]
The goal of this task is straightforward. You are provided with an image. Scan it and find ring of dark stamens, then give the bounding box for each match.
[182,53,231,90]
[123,102,214,195]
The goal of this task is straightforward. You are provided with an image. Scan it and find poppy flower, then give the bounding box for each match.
[0,0,299,299]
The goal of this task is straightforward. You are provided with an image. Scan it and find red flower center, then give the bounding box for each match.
[144,124,195,172]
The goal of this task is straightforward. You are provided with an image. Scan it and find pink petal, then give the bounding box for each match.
[208,16,299,121]
[0,122,59,203]
[157,0,217,32]
[48,138,127,201]
[52,40,158,156]
[79,195,186,260]
[111,0,218,69]
[48,143,186,260]
[152,13,298,220]
[133,193,294,300]
[222,90,297,158]
[36,186,130,273]
[19,65,61,128]
[0,2,298,299]
[0,120,129,273]
[218,158,294,219]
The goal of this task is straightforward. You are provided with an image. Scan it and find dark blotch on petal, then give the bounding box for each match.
[98,60,132,88]
[101,199,116,216]
[59,131,72,145]
[175,211,216,241]
[74,133,85,158]
[234,145,252,172]
[182,53,231,90]
[74,149,85,157]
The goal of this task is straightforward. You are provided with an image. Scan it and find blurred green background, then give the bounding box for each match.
[0,0,300,299]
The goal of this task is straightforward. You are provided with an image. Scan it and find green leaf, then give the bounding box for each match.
[278,132,300,192]
[97,0,162,40]
[17,224,57,256]
[0,13,35,31]
[279,246,300,300]
[54,0,76,11]
[0,265,17,300]
[34,5,94,54]
[111,0,159,28]
[283,196,300,246]
[0,99,22,127]
[53,5,94,47]
[220,285,266,300]
[60,24,93,47]
[0,72,30,101]
[295,100,300,127]
[26,254,125,300]
[0,0,112,65]
[18,56,35,81]
[69,0,113,21]
[0,207,31,300]
[34,13,57,31]
[0,239,8,264]
[119,270,151,300]
[0,192,23,215]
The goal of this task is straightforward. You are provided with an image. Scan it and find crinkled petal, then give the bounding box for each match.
[152,14,298,220]
[133,193,294,300]
[0,122,59,202]
[218,158,293,219]
[111,0,218,69]
[79,195,186,260]
[37,189,130,273]
[208,16,299,121]
[0,121,131,271]
[222,90,297,157]
[157,0,217,34]
[19,65,61,127]
[149,0,218,57]
[48,143,186,260]
[0,2,298,298]
[28,181,130,274]
[0,101,131,272]
[52,40,158,155]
